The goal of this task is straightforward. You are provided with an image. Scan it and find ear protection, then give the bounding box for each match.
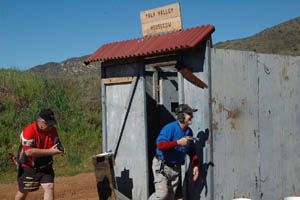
[177,105,185,123]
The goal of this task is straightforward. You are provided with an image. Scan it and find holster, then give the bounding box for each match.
[17,163,23,177]
[159,160,165,175]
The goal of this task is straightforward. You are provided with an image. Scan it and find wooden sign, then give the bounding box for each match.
[140,3,182,36]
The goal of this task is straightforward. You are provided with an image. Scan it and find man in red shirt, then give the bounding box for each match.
[15,109,65,200]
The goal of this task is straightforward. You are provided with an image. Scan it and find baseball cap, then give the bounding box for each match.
[175,104,198,115]
[38,109,56,126]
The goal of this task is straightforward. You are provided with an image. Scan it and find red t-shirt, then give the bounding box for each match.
[20,122,59,168]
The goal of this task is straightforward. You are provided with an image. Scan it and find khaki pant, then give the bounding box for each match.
[149,157,181,200]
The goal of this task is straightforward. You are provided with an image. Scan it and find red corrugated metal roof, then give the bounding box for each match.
[85,25,215,64]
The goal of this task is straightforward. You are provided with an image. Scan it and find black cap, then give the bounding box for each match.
[175,104,198,115]
[39,109,56,126]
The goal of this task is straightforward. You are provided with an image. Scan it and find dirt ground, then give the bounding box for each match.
[0,172,184,200]
[0,172,98,200]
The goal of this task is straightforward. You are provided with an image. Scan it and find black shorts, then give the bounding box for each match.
[17,166,55,193]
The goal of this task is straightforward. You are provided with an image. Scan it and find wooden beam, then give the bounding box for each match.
[103,76,133,85]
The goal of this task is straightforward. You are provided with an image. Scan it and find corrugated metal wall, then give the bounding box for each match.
[211,48,300,200]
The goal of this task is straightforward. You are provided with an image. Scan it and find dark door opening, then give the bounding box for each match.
[145,66,179,196]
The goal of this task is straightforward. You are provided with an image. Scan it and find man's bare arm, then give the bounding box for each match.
[25,144,63,157]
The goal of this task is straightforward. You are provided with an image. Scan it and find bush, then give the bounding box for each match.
[0,69,102,182]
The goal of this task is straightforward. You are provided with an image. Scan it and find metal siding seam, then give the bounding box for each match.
[101,68,107,152]
[207,38,214,200]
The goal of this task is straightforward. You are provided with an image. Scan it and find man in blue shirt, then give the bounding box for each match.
[149,104,199,200]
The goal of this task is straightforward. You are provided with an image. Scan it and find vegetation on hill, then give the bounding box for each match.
[214,17,300,56]
[0,69,102,182]
[29,55,101,77]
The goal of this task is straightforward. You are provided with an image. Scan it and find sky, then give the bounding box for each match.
[0,0,299,70]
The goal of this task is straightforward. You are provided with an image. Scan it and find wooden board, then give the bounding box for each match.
[92,154,117,200]
[104,76,133,85]
[140,3,182,36]
[141,17,182,36]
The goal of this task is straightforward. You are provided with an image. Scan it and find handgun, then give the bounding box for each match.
[185,136,200,142]
[54,138,65,152]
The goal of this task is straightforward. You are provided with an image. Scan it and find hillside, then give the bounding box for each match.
[29,55,101,77]
[214,17,300,56]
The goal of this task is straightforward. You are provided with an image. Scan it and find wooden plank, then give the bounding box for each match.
[140,3,182,36]
[104,76,133,85]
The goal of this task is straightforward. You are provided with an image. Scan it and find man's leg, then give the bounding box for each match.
[15,191,28,200]
[16,167,39,200]
[149,157,169,200]
[40,167,55,200]
[41,183,54,200]
[168,172,180,200]
[150,165,180,200]
[149,173,168,200]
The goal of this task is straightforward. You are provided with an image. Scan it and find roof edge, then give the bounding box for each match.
[85,25,215,64]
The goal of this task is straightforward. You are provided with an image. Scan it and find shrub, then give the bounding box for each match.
[0,69,102,182]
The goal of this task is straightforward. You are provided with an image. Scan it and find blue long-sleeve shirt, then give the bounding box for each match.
[156,121,196,164]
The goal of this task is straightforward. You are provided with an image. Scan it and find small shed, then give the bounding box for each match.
[85,25,215,200]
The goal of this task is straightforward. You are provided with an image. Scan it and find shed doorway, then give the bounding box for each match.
[145,65,179,195]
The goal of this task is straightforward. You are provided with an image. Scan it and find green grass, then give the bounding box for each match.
[0,69,102,183]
